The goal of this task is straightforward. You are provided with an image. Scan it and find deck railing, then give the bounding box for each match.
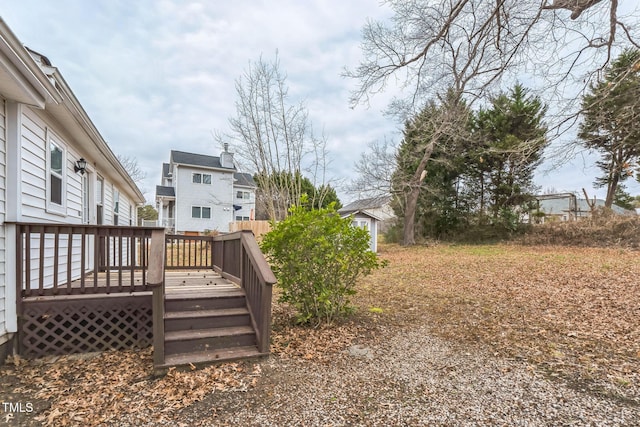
[12,223,276,361]
[165,234,213,270]
[12,223,164,297]
[212,231,276,353]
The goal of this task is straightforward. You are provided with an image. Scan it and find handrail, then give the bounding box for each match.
[212,230,275,353]
[240,232,277,285]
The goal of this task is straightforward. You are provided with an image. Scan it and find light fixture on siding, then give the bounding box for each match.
[74,158,87,174]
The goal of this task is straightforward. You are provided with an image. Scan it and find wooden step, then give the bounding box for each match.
[164,325,256,355]
[164,307,251,331]
[165,289,246,311]
[157,346,268,370]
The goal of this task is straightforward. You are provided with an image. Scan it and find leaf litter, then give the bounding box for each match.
[1,348,261,426]
[1,242,639,425]
[356,243,639,402]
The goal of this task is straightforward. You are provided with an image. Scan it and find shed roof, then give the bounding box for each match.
[339,195,391,214]
[340,209,383,221]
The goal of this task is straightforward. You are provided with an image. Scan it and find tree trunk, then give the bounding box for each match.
[402,139,436,246]
[604,172,619,208]
[403,187,419,245]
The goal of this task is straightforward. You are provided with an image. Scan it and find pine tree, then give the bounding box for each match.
[471,84,548,224]
[578,50,640,208]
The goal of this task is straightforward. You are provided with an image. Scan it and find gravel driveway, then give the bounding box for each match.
[168,323,638,426]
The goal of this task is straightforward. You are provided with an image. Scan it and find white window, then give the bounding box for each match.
[46,133,66,215]
[235,216,251,221]
[236,191,250,199]
[192,206,211,219]
[193,173,212,184]
[96,176,104,225]
[352,219,369,231]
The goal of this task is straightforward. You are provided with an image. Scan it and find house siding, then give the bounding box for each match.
[232,185,256,221]
[175,166,234,233]
[0,98,7,340]
[16,108,138,288]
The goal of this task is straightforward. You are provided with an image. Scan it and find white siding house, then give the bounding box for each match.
[0,19,145,360]
[156,149,257,234]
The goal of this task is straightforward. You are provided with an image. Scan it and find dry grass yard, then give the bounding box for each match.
[1,243,638,426]
[356,244,639,400]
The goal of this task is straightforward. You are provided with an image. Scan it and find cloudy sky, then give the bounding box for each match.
[2,1,639,204]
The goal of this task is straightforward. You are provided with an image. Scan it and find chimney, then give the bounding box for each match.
[220,143,234,169]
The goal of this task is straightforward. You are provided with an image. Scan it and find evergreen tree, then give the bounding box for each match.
[471,84,548,225]
[391,94,473,239]
[578,49,640,208]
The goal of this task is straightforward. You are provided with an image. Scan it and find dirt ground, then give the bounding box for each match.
[1,243,638,426]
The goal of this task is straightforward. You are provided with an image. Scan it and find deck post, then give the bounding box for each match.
[148,229,166,369]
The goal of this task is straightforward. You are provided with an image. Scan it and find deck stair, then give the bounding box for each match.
[158,283,267,368]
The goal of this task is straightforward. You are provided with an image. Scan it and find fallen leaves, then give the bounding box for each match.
[2,242,639,425]
[1,348,261,426]
[356,243,640,400]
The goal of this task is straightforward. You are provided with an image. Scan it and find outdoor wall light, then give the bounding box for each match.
[74,158,87,174]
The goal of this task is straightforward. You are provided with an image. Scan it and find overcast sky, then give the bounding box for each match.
[3,1,639,204]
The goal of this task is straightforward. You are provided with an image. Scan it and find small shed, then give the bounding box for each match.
[340,209,383,253]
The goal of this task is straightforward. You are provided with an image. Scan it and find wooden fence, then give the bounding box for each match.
[228,220,271,239]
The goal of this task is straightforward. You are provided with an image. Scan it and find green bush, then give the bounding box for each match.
[261,203,386,325]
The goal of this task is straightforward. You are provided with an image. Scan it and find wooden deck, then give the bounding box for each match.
[14,225,275,368]
[22,269,239,299]
[164,270,240,296]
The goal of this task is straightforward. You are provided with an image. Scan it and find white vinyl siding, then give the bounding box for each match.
[20,109,47,219]
[0,98,6,336]
[175,166,234,233]
[232,185,256,222]
[104,182,113,225]
[23,234,85,290]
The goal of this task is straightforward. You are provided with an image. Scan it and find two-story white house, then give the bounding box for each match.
[155,147,257,234]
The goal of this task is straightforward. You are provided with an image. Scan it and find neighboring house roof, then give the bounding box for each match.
[234,172,256,188]
[156,185,175,197]
[339,195,392,214]
[170,150,232,170]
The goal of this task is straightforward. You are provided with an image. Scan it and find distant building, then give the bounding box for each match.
[155,147,256,234]
[532,193,636,223]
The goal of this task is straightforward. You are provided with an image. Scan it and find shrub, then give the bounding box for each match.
[261,203,386,325]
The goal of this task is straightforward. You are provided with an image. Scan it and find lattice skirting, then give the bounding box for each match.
[20,294,152,358]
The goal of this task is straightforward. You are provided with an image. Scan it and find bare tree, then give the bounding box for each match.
[349,138,398,198]
[117,154,146,184]
[346,0,638,245]
[220,53,329,220]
